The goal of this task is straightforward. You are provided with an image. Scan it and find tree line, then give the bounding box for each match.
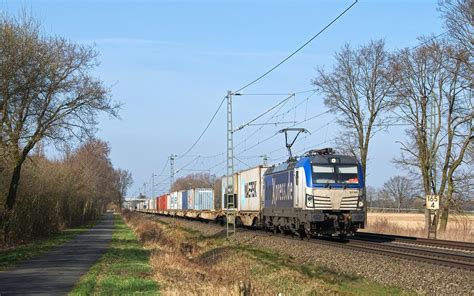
[366,175,473,213]
[0,14,132,243]
[312,0,472,232]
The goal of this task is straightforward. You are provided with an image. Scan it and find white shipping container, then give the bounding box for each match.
[187,189,195,210]
[166,193,171,210]
[221,174,239,210]
[169,192,179,209]
[237,166,267,212]
[177,191,183,210]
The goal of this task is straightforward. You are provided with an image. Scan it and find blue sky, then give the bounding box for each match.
[2,0,444,197]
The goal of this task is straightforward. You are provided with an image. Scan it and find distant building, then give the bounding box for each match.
[122,199,147,211]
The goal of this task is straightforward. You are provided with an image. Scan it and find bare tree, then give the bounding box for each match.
[0,14,119,237]
[391,38,472,232]
[116,169,133,207]
[380,176,419,212]
[171,173,214,192]
[365,185,377,208]
[438,0,473,56]
[312,40,395,183]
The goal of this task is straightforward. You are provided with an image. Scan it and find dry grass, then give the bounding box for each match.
[123,212,248,295]
[364,213,474,242]
[122,213,406,296]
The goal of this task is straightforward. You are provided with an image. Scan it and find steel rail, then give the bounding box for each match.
[356,232,474,252]
[308,237,474,271]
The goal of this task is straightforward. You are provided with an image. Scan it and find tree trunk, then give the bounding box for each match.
[3,159,25,241]
[5,161,23,211]
[438,179,454,232]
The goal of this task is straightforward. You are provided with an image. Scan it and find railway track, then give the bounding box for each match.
[355,232,474,252]
[310,236,474,271]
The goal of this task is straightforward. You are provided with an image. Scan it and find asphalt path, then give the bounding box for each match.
[0,213,114,295]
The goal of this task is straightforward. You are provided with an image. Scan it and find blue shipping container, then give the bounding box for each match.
[182,190,188,210]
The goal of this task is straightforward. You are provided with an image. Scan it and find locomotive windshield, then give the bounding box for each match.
[312,164,359,184]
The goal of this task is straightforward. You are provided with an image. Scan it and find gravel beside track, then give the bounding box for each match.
[145,213,474,296]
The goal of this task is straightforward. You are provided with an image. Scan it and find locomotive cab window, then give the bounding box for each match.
[312,164,359,184]
[337,165,359,184]
[312,165,336,184]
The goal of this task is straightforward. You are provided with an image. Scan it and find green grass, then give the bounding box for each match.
[70,215,159,295]
[237,245,412,295]
[0,220,98,271]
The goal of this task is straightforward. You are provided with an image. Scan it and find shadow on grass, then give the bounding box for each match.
[236,245,359,285]
[192,229,227,243]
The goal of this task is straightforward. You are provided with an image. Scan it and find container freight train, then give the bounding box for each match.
[136,148,366,236]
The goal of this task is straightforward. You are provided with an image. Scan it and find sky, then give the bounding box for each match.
[2,0,444,197]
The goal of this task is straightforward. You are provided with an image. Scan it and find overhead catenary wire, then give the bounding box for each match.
[234,110,331,157]
[177,96,226,160]
[235,0,358,93]
[234,90,317,149]
[233,93,296,132]
[234,156,252,169]
[157,159,169,177]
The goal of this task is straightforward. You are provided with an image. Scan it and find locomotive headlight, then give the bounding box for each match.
[358,201,364,208]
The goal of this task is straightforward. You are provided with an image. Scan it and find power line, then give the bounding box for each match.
[234,90,317,149]
[247,121,297,126]
[235,109,331,157]
[177,96,226,160]
[411,32,447,50]
[236,89,315,96]
[235,0,358,93]
[234,93,295,132]
[157,159,169,177]
[234,156,252,169]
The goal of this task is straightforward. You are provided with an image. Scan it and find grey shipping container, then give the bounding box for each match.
[194,188,214,210]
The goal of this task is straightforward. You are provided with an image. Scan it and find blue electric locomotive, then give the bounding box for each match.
[262,148,366,236]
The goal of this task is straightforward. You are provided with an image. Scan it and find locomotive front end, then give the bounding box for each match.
[298,151,366,236]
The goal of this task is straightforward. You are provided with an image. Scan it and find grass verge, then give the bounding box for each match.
[129,213,412,295]
[70,214,158,295]
[0,219,98,271]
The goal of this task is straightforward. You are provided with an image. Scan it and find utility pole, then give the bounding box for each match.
[151,174,157,198]
[226,90,236,239]
[169,154,177,191]
[260,154,268,166]
[143,182,147,198]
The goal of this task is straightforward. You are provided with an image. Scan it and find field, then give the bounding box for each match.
[363,213,474,242]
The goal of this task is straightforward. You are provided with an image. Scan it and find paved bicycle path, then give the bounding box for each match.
[0,213,114,295]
